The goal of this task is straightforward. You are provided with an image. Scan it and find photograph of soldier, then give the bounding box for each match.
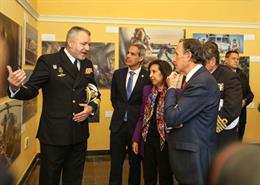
[119,27,185,69]
[25,23,38,65]
[0,100,22,166]
[0,12,21,98]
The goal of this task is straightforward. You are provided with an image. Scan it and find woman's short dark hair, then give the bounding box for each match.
[148,59,173,86]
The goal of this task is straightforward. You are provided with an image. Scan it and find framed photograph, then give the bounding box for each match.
[193,33,244,53]
[0,12,21,98]
[86,43,115,88]
[0,99,22,166]
[41,41,64,55]
[119,27,185,70]
[25,23,38,65]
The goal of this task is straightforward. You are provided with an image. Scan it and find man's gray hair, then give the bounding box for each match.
[65,26,91,46]
[131,43,146,57]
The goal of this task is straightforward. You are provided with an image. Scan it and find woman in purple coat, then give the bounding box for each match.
[132,59,173,185]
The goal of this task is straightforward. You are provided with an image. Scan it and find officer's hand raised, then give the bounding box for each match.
[6,65,26,91]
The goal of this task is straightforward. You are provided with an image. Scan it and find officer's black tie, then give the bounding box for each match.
[74,59,78,72]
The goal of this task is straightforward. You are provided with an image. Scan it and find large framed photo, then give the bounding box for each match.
[0,12,21,98]
[193,33,244,53]
[119,27,185,70]
[0,99,22,165]
[25,23,38,65]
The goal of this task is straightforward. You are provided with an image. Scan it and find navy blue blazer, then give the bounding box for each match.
[110,67,150,136]
[164,66,220,185]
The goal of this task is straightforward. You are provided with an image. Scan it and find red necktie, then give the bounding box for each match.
[182,80,187,89]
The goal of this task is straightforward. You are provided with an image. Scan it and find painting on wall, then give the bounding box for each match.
[0,12,21,98]
[119,27,185,70]
[42,41,115,88]
[86,43,115,88]
[22,69,37,123]
[41,41,65,55]
[0,99,22,166]
[193,33,244,53]
[25,23,38,65]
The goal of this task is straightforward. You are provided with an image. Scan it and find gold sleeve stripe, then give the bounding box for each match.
[217,116,228,127]
[217,120,226,129]
[216,115,228,133]
[216,127,222,133]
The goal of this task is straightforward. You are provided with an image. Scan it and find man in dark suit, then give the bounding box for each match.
[164,39,220,185]
[203,42,242,150]
[224,50,254,140]
[7,26,100,185]
[109,44,150,185]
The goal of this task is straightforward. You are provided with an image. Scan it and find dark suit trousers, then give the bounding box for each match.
[109,122,142,185]
[39,142,87,185]
[143,135,173,185]
[217,127,238,151]
[238,122,246,140]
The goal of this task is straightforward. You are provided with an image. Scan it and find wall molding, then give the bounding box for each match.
[16,0,39,20]
[38,15,260,29]
[17,0,260,29]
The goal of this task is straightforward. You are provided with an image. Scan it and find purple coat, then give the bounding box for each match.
[132,85,153,158]
[132,85,183,158]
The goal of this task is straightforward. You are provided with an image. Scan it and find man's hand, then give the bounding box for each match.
[73,103,93,122]
[7,65,26,91]
[166,71,181,89]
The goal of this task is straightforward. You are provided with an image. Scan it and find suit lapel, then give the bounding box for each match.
[118,67,128,101]
[121,68,128,100]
